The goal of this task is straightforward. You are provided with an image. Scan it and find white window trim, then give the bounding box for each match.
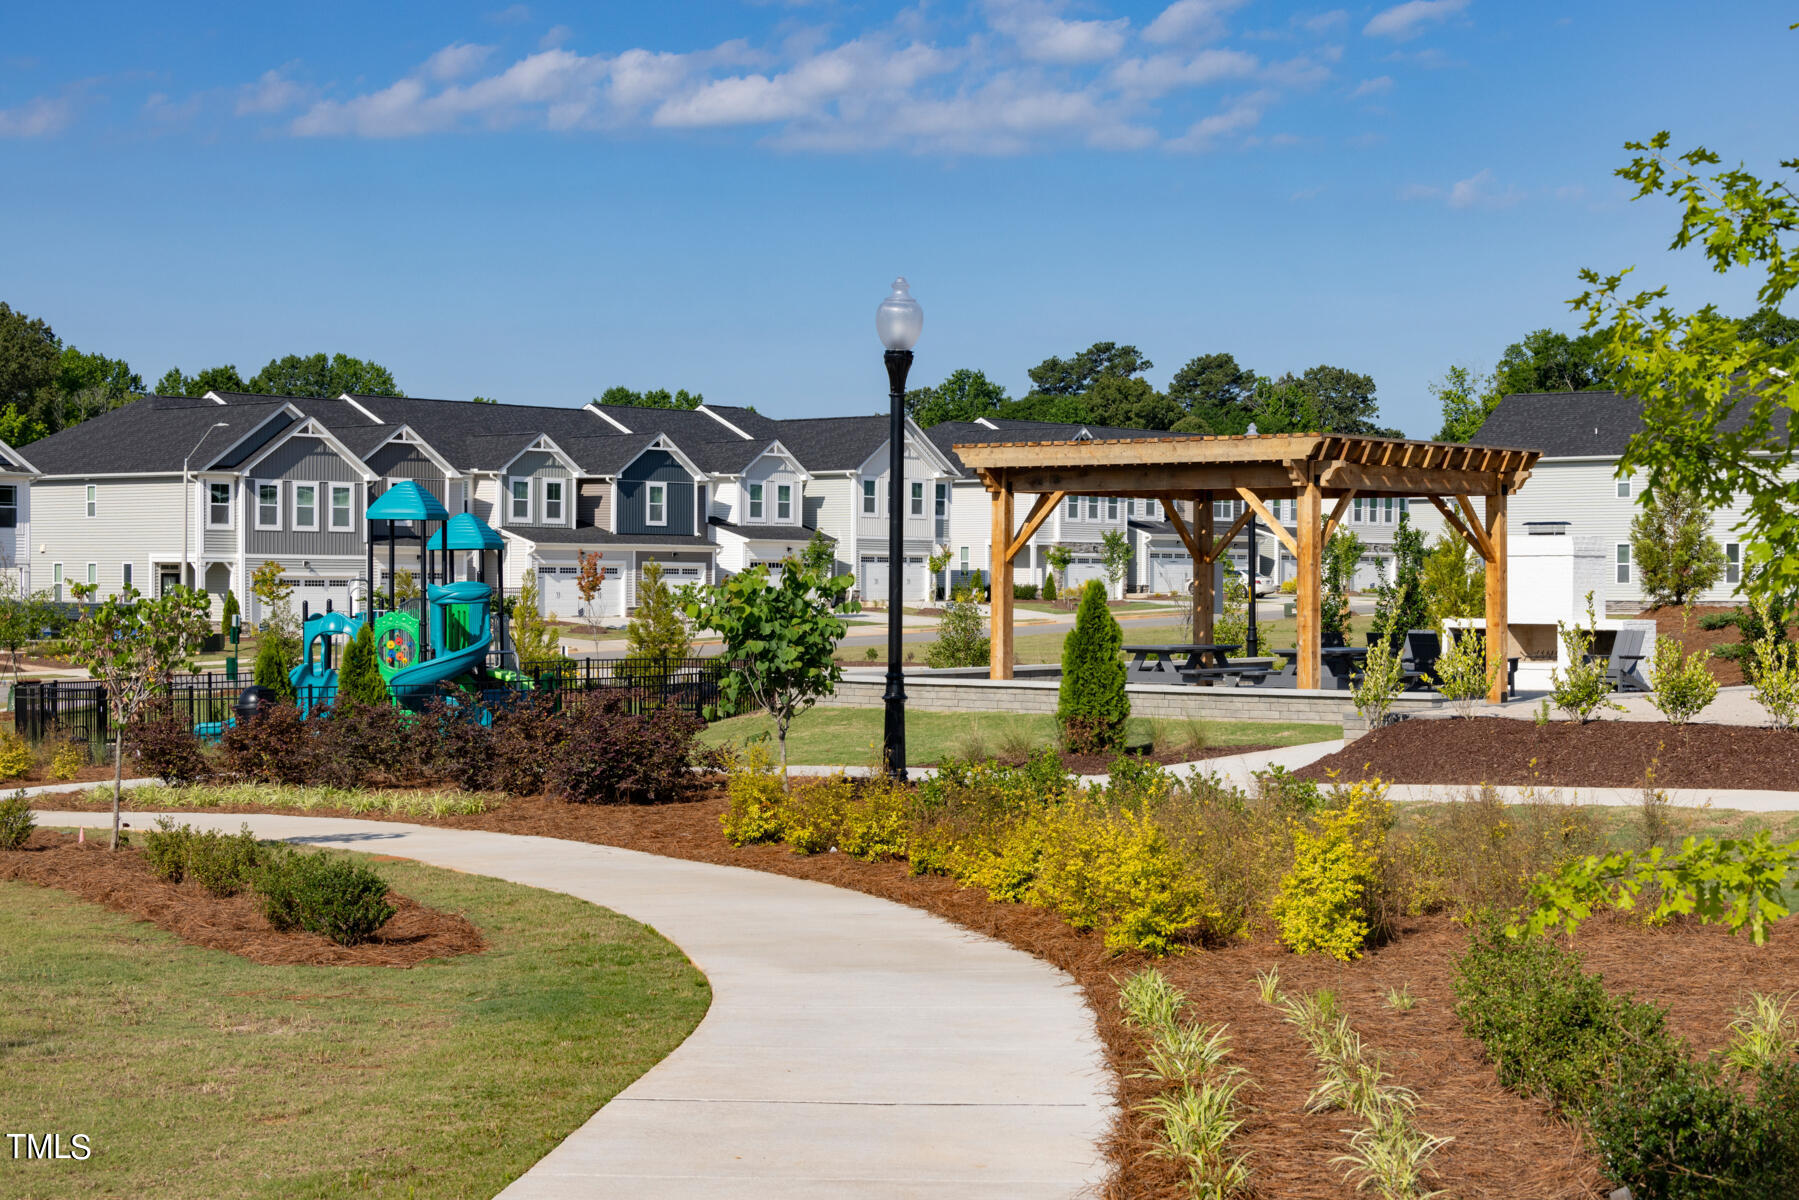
[509,477,531,524]
[1617,479,1632,499]
[1106,496,1118,520]
[255,481,282,531]
[86,562,97,587]
[122,561,134,590]
[292,481,321,533]
[1726,542,1741,585]
[52,563,62,600]
[206,480,233,529]
[747,482,764,522]
[862,478,878,516]
[647,482,668,527]
[1065,495,1079,519]
[776,483,793,523]
[910,480,924,517]
[328,483,355,533]
[85,484,96,518]
[1616,542,1632,585]
[543,478,565,524]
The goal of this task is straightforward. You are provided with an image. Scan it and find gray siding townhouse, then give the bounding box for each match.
[0,440,37,591]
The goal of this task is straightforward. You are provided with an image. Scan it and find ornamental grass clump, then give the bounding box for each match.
[1058,580,1129,754]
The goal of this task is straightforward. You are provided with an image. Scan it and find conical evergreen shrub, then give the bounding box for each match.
[1058,579,1128,753]
[337,623,389,709]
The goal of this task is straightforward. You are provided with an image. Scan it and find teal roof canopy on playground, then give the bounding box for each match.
[427,513,504,551]
[366,480,450,521]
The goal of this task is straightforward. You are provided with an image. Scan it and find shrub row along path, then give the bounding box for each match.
[37,809,1113,1200]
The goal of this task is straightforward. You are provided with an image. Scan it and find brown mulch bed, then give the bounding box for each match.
[1637,603,1799,688]
[35,787,1799,1196]
[1298,716,1799,790]
[0,829,483,968]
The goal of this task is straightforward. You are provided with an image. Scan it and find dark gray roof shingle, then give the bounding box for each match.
[1471,389,1792,458]
[24,395,296,476]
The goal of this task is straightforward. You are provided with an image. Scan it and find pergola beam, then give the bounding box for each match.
[1005,490,1064,563]
[1322,490,1356,543]
[1235,488,1299,559]
[1427,495,1491,563]
[1454,494,1497,563]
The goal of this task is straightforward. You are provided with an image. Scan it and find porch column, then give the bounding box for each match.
[1484,489,1509,704]
[988,479,1015,680]
[1296,476,1322,690]
[1191,493,1214,642]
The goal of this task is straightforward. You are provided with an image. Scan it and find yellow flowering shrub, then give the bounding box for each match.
[0,732,34,780]
[1271,779,1392,960]
[782,775,853,854]
[719,744,786,846]
[49,739,86,781]
[837,782,911,862]
[1030,802,1221,955]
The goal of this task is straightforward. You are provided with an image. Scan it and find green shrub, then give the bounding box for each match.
[1647,618,1719,724]
[719,743,786,845]
[1029,802,1219,954]
[924,597,991,669]
[1349,637,1404,728]
[1013,583,1039,601]
[0,790,35,850]
[780,775,852,854]
[144,818,266,895]
[256,848,395,946]
[1041,571,1058,602]
[253,634,296,702]
[837,781,910,862]
[48,737,85,781]
[130,703,213,786]
[1270,782,1389,960]
[1057,580,1129,753]
[1549,594,1623,722]
[1750,596,1799,729]
[0,731,33,780]
[1429,626,1497,718]
[336,623,389,709]
[1451,919,1678,1113]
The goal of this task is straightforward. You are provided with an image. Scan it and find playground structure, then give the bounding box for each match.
[289,484,516,713]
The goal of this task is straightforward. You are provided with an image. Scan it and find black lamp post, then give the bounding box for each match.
[1244,420,1260,657]
[877,278,923,781]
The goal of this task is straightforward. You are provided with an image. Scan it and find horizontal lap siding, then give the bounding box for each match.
[34,476,183,597]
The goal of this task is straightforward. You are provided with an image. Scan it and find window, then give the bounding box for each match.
[647,482,666,526]
[122,562,133,589]
[935,482,948,518]
[510,478,530,522]
[1617,479,1632,499]
[1086,496,1099,520]
[1106,496,1118,520]
[1066,495,1079,518]
[1214,499,1234,521]
[910,480,924,516]
[747,483,764,520]
[1352,497,1364,523]
[1383,497,1395,523]
[1126,498,1136,517]
[862,478,877,515]
[85,484,96,518]
[1727,542,1741,585]
[544,479,564,523]
[0,484,15,528]
[86,563,97,587]
[960,546,969,570]
[256,482,280,530]
[1399,498,1411,516]
[293,483,318,531]
[329,484,353,532]
[1616,543,1631,584]
[51,564,61,602]
[777,484,793,522]
[207,482,231,527]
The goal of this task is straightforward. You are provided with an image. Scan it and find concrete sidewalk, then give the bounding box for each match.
[36,810,1114,1200]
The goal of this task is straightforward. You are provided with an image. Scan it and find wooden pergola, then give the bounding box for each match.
[954,432,1540,703]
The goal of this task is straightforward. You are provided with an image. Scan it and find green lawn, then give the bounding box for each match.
[700,707,1340,767]
[0,848,710,1199]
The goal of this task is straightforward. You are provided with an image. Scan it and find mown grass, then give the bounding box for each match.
[699,707,1340,767]
[0,850,710,1199]
[87,782,498,817]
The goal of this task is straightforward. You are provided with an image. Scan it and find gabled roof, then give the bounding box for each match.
[238,415,381,482]
[927,417,1200,472]
[771,414,901,472]
[710,517,827,541]
[22,394,296,476]
[1470,392,1639,458]
[0,437,38,475]
[344,393,608,467]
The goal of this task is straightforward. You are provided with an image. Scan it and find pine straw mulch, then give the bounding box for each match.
[38,787,1799,1197]
[1296,716,1799,790]
[0,828,484,968]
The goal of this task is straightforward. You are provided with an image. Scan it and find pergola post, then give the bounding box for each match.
[1191,494,1214,642]
[1484,489,1508,704]
[989,478,1015,680]
[1296,476,1322,690]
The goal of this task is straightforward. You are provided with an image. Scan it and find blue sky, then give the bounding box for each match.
[1,1,1792,435]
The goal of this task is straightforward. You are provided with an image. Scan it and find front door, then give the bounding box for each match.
[160,569,180,596]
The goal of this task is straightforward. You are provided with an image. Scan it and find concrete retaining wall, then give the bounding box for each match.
[823,669,1447,727]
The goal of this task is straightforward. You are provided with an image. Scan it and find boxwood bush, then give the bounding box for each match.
[256,847,395,946]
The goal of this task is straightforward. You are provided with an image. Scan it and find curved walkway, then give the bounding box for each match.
[38,809,1113,1200]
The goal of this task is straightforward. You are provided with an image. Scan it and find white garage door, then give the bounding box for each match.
[1064,556,1106,591]
[903,555,926,601]
[860,555,888,598]
[288,577,358,620]
[542,564,622,619]
[1150,552,1191,595]
[638,562,702,608]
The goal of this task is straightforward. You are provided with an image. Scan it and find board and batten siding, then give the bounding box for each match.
[33,476,184,597]
[243,437,366,559]
[617,451,696,536]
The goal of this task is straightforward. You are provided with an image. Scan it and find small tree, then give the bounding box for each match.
[683,561,851,784]
[1646,611,1719,725]
[1419,535,1486,627]
[1630,484,1726,607]
[66,584,213,849]
[575,550,606,646]
[219,587,240,639]
[390,569,422,604]
[511,569,562,664]
[1045,544,1074,599]
[1351,636,1405,729]
[927,546,953,602]
[924,597,990,668]
[626,561,694,667]
[1210,562,1248,647]
[799,529,836,576]
[1058,579,1128,753]
[1749,597,1799,730]
[1100,529,1133,599]
[336,623,388,709]
[1367,512,1427,649]
[1041,568,1058,602]
[1549,593,1624,723]
[1321,529,1364,642]
[250,560,297,641]
[1429,625,1498,719]
[0,572,54,682]
[252,634,295,701]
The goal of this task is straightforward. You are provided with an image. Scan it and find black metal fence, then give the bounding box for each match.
[11,656,740,746]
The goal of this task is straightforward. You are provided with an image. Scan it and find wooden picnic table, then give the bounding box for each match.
[1268,645,1368,690]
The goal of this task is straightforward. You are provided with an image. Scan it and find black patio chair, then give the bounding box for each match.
[1400,629,1440,690]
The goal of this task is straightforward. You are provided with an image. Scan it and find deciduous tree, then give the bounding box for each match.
[575,550,606,645]
[511,569,562,664]
[1432,364,1501,442]
[597,385,703,409]
[905,368,1009,426]
[1100,529,1133,598]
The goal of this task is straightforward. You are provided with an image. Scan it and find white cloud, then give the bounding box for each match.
[486,4,531,23]
[1349,74,1392,98]
[236,67,310,115]
[422,42,496,82]
[1404,167,1520,209]
[1364,0,1468,40]
[653,41,951,127]
[1109,48,1258,97]
[1142,0,1248,46]
[1168,89,1272,151]
[986,0,1129,64]
[1300,10,1348,34]
[0,95,72,137]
